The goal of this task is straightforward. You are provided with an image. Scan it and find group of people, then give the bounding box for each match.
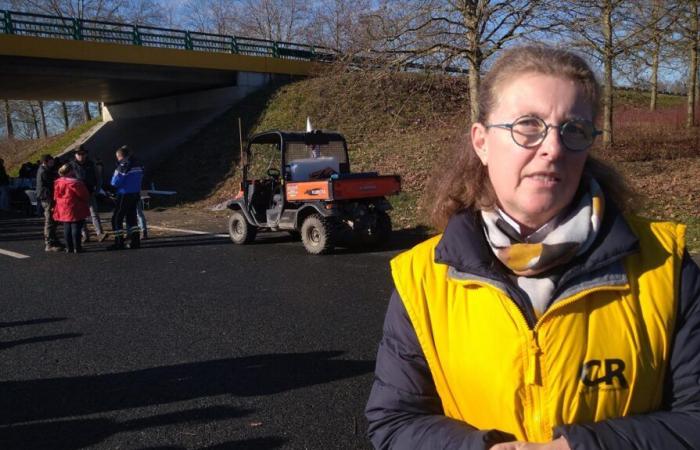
[0,157,39,212]
[38,144,147,254]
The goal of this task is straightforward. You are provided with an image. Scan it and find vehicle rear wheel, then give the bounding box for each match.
[301,214,335,255]
[363,211,392,247]
[228,210,257,244]
[374,211,392,243]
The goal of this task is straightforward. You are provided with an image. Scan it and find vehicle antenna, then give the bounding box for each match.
[238,117,244,164]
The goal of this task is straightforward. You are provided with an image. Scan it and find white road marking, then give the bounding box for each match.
[149,225,228,238]
[0,248,31,259]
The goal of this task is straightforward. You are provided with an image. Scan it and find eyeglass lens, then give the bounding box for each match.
[511,116,595,151]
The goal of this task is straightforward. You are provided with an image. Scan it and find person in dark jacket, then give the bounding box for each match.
[108,145,144,250]
[0,157,10,211]
[35,154,64,251]
[365,45,700,449]
[69,145,105,242]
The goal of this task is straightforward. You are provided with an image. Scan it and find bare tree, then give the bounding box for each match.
[3,100,13,140]
[29,102,40,139]
[557,0,674,146]
[615,1,680,111]
[8,0,167,24]
[38,101,48,138]
[83,101,92,122]
[365,0,550,123]
[181,0,236,34]
[306,0,373,54]
[232,0,311,42]
[6,101,40,139]
[679,0,700,128]
[61,101,70,132]
[640,0,679,111]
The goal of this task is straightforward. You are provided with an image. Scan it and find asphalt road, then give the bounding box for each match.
[7,212,694,450]
[0,214,427,450]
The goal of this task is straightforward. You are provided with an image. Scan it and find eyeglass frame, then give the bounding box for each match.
[484,114,602,152]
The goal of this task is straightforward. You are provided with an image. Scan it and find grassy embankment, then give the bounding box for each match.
[0,119,100,175]
[194,72,699,252]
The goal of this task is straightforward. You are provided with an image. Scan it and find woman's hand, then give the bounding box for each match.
[491,436,571,450]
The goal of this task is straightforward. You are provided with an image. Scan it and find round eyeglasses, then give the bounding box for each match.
[485,115,601,152]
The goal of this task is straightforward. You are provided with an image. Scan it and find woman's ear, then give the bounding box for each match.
[471,122,488,166]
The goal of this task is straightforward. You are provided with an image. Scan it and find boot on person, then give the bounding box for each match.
[45,240,65,252]
[128,230,140,249]
[106,235,125,251]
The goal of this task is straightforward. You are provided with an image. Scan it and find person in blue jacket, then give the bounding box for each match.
[108,145,144,250]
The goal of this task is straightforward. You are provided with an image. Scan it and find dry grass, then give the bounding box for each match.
[600,103,700,252]
[0,119,100,175]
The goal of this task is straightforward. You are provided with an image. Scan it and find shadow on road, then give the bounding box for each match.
[0,317,68,328]
[0,216,44,242]
[137,437,289,450]
[0,406,266,450]
[0,332,82,351]
[0,213,432,255]
[0,351,372,448]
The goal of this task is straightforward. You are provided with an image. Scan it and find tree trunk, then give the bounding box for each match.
[696,65,700,108]
[650,40,660,111]
[62,101,70,131]
[39,101,48,138]
[602,2,614,146]
[3,99,13,139]
[468,60,481,123]
[687,42,697,128]
[464,1,482,124]
[30,103,40,139]
[83,101,91,122]
[688,1,698,128]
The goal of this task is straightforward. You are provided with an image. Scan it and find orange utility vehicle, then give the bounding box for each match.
[226,129,401,254]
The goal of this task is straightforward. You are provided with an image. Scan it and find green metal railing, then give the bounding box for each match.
[0,9,335,62]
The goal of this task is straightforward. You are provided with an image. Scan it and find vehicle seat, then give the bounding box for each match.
[249,180,274,221]
[288,156,339,181]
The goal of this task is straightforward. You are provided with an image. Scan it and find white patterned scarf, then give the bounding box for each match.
[481,178,605,317]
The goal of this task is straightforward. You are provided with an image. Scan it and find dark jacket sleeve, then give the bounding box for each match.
[36,166,51,201]
[365,290,512,449]
[554,251,700,449]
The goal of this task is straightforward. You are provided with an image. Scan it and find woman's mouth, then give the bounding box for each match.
[526,172,561,185]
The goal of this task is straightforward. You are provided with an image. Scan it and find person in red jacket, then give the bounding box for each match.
[53,164,90,253]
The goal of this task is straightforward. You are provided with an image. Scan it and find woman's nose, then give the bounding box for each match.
[538,126,565,160]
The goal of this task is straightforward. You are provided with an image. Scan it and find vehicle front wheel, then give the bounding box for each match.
[301,214,335,255]
[228,210,257,244]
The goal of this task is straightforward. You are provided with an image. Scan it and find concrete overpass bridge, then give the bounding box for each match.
[0,9,335,172]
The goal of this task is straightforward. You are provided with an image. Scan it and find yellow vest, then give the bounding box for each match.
[391,216,685,442]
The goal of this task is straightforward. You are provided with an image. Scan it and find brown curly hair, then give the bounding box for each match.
[427,45,634,231]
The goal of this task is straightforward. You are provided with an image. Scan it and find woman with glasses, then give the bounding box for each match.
[366,45,700,449]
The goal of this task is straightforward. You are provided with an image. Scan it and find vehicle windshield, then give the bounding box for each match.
[285,140,347,165]
[247,143,280,180]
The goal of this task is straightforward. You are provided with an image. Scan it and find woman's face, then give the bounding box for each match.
[471,73,592,231]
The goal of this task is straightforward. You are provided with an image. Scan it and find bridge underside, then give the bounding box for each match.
[0,34,312,104]
[0,55,238,104]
